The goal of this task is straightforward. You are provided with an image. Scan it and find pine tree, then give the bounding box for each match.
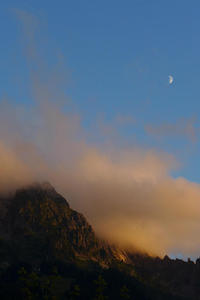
[120,285,130,299]
[93,275,108,300]
[69,284,81,299]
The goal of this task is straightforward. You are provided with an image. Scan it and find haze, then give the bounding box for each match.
[1,4,200,258]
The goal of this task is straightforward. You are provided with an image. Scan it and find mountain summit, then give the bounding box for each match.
[0,182,126,265]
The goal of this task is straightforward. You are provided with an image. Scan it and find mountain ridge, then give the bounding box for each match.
[0,182,128,266]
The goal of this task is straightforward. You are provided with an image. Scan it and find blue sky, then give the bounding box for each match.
[1,0,200,182]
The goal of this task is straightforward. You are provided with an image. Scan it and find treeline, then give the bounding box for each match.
[0,260,182,299]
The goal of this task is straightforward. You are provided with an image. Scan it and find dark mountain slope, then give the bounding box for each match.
[128,252,200,299]
[0,182,126,265]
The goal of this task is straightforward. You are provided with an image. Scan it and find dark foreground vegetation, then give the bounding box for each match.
[0,258,182,299]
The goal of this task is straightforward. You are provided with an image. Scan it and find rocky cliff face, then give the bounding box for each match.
[0,182,126,265]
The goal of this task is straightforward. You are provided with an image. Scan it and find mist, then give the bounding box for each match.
[1,96,200,257]
[1,10,200,258]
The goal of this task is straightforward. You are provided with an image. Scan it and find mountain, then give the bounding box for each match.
[0,182,127,265]
[0,182,196,299]
[127,252,200,299]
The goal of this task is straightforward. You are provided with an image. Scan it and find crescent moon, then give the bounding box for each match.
[168,75,174,84]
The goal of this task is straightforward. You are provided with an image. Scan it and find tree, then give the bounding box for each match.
[69,284,81,299]
[40,266,62,299]
[93,275,108,300]
[120,285,130,299]
[18,267,40,300]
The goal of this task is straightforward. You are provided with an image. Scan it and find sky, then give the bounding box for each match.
[1,0,200,182]
[1,1,200,257]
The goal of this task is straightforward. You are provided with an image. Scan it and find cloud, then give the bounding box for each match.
[1,97,200,257]
[145,117,198,143]
[2,10,200,258]
[114,114,136,126]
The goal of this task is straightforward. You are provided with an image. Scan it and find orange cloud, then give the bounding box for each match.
[1,100,200,257]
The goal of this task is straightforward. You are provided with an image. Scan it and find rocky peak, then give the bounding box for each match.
[0,182,125,265]
[14,182,69,207]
